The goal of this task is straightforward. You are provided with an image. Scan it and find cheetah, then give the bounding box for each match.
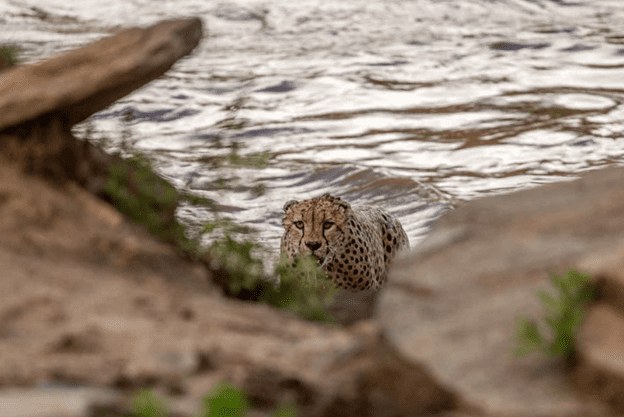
[280,193,409,292]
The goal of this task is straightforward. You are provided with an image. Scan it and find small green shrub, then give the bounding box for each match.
[204,219,336,323]
[0,45,18,66]
[104,155,185,246]
[130,382,297,417]
[268,254,337,323]
[203,216,256,236]
[201,381,249,417]
[102,149,335,323]
[514,268,595,361]
[194,140,270,195]
[94,108,333,323]
[180,192,217,211]
[209,234,265,294]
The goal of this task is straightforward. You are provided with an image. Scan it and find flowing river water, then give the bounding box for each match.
[4,0,624,266]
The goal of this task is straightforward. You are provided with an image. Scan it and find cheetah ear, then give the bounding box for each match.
[283,200,299,212]
[331,196,351,212]
[321,193,352,212]
[337,199,351,212]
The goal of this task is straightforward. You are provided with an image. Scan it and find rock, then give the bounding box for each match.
[326,289,379,326]
[571,241,624,413]
[580,241,624,313]
[0,387,121,417]
[572,304,624,414]
[375,167,624,416]
[0,18,202,130]
[0,18,201,187]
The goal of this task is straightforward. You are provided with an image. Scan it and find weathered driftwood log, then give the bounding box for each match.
[0,18,202,130]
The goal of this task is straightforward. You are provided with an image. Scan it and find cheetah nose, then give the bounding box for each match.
[305,241,322,251]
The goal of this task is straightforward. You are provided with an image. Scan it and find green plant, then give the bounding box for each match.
[102,148,335,323]
[131,389,169,417]
[101,143,334,323]
[514,268,595,361]
[202,216,257,236]
[119,108,136,153]
[129,382,297,417]
[209,234,266,294]
[179,192,218,212]
[104,155,185,246]
[0,45,18,66]
[196,140,270,196]
[203,218,336,323]
[267,254,337,323]
[200,381,249,417]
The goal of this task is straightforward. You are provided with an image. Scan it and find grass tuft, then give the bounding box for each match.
[130,381,297,417]
[104,154,184,246]
[514,268,595,361]
[201,382,249,417]
[205,218,336,323]
[268,254,337,323]
[0,45,18,67]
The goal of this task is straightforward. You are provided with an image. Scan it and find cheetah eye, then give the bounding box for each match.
[294,221,304,229]
[323,221,334,230]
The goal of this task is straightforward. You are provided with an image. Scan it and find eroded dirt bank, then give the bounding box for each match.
[0,159,391,417]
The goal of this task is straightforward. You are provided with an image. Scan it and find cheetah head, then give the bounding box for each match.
[281,193,352,266]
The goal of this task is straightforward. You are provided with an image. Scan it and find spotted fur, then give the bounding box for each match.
[280,193,409,292]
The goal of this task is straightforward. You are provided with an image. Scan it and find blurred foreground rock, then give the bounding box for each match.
[376,167,624,416]
[0,387,121,417]
[572,243,624,414]
[0,158,406,417]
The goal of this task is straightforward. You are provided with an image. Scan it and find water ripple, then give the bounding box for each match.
[7,0,624,256]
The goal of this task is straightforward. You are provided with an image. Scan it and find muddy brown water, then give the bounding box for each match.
[4,0,624,266]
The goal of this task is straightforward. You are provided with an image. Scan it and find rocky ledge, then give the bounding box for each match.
[2,15,624,417]
[379,167,624,416]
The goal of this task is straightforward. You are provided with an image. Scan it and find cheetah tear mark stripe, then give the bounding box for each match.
[296,224,304,253]
[322,230,329,251]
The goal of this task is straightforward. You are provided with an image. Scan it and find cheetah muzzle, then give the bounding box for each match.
[280,193,409,292]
